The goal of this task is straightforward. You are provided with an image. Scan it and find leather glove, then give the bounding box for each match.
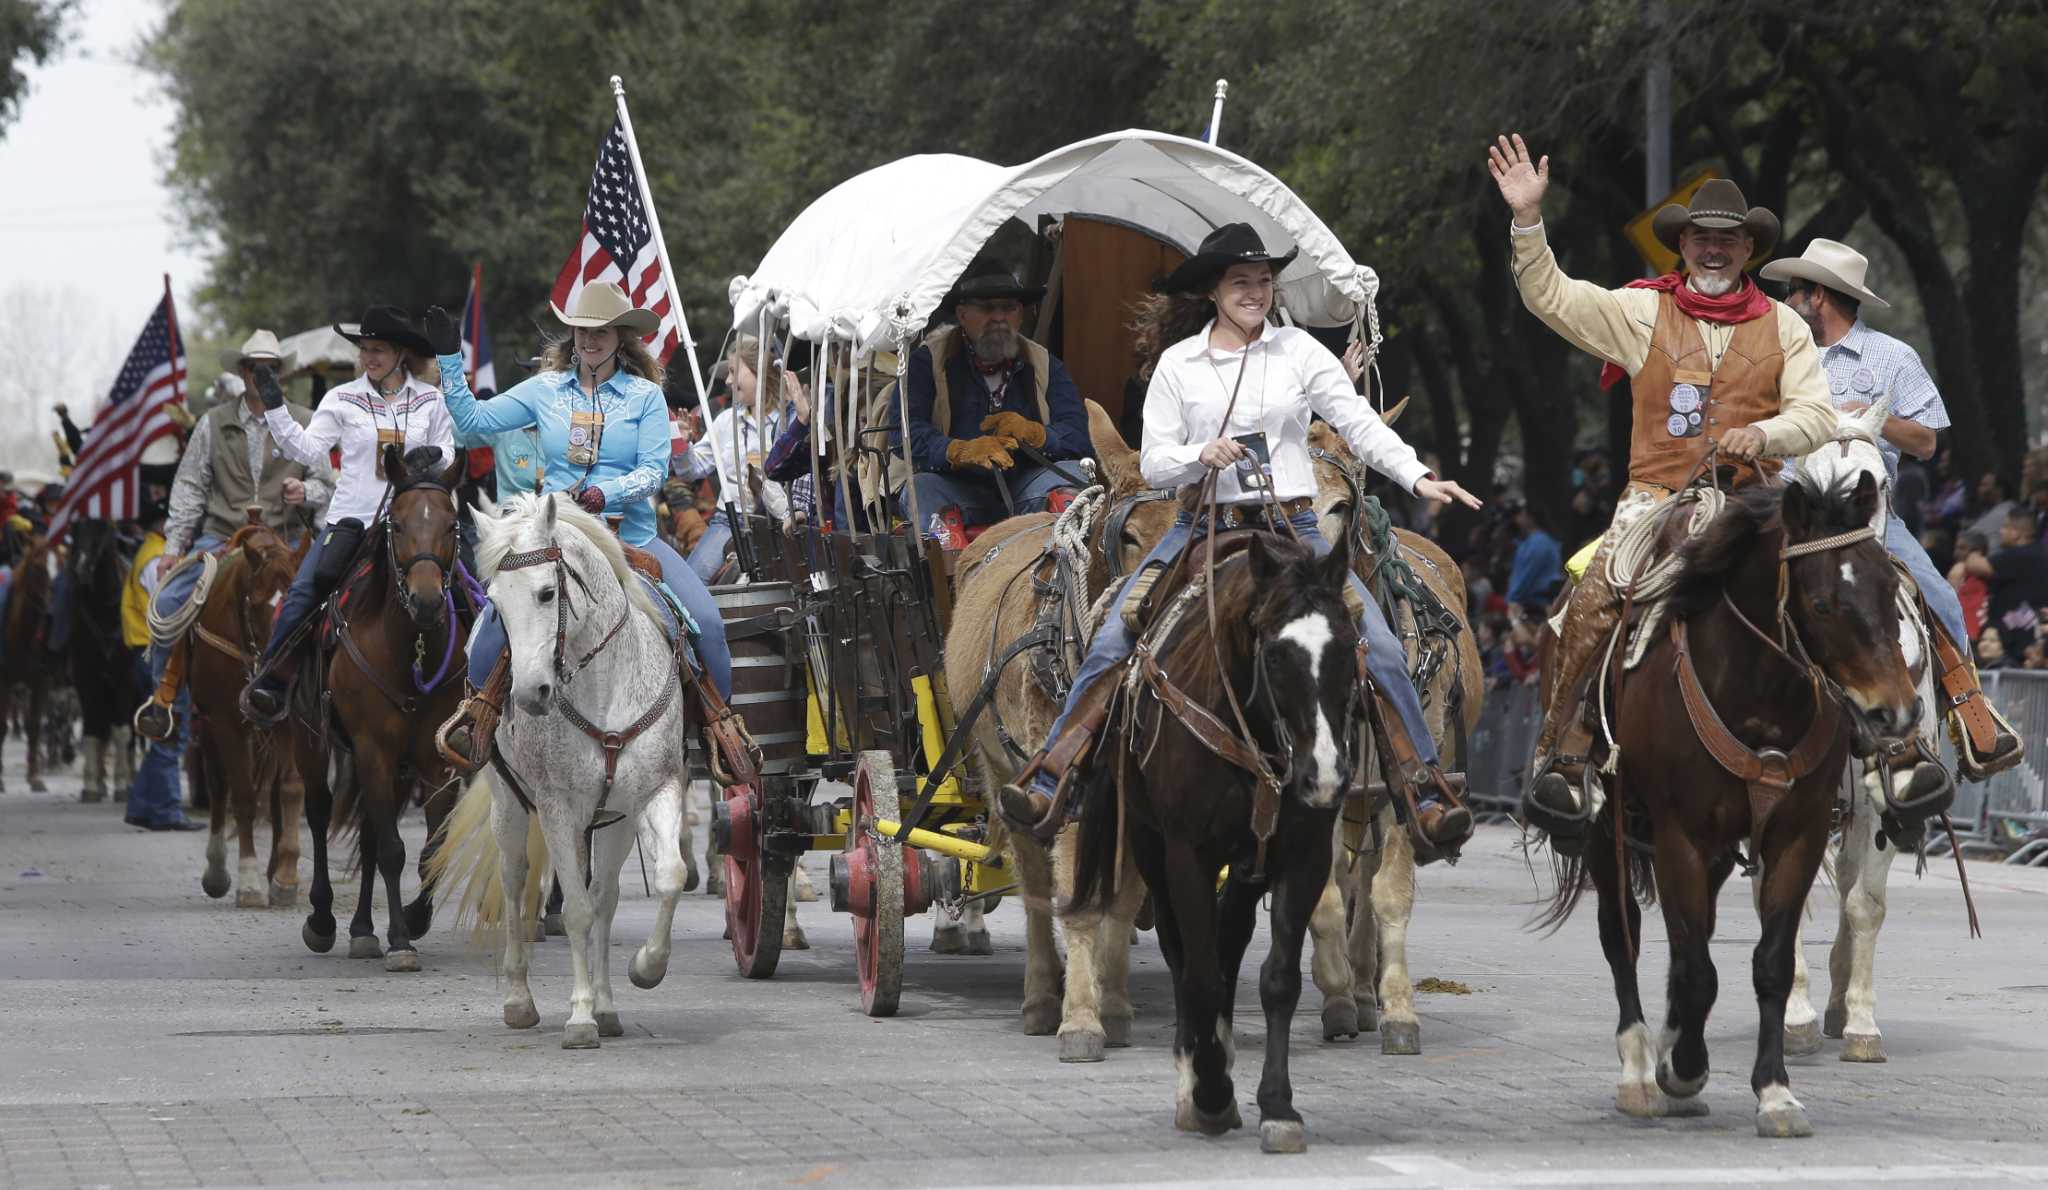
[576,485,608,515]
[251,363,285,411]
[422,306,462,356]
[946,435,1017,471]
[980,412,1046,449]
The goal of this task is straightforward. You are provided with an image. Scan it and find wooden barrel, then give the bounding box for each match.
[711,581,808,773]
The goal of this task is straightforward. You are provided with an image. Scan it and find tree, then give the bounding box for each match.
[0,0,71,131]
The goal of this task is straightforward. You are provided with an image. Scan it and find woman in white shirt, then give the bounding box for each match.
[675,336,795,581]
[243,306,455,720]
[999,224,1482,854]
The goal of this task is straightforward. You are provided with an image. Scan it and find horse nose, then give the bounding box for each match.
[516,680,551,716]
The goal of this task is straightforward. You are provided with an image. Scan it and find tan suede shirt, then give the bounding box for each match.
[1508,221,1837,458]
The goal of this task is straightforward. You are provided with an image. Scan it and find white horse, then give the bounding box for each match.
[1773,396,1946,1064]
[433,492,696,1049]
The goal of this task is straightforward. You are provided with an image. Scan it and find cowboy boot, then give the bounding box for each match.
[997,674,1118,844]
[436,654,510,776]
[1369,688,1474,857]
[134,635,190,743]
[1522,571,1625,845]
[1929,619,2023,780]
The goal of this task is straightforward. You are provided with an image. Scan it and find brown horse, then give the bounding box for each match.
[63,519,132,804]
[0,535,60,793]
[1540,473,1917,1138]
[182,518,308,908]
[292,446,468,972]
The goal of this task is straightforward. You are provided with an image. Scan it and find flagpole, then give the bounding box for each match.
[467,261,483,389]
[610,74,708,406]
[162,272,183,404]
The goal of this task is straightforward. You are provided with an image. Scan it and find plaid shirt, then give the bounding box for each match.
[1817,321,1946,483]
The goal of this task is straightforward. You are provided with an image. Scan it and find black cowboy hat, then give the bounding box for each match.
[1650,178,1780,259]
[333,305,433,355]
[1158,222,1299,294]
[948,259,1047,307]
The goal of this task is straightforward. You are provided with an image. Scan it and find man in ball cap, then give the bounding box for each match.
[1487,134,1840,850]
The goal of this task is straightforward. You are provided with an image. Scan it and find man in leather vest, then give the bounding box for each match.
[894,260,1091,537]
[1486,135,1841,849]
[132,329,332,749]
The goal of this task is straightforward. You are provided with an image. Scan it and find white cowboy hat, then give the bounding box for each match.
[550,281,660,336]
[1759,238,1890,309]
[218,328,295,372]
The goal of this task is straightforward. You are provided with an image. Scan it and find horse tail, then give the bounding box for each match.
[1062,770,1122,915]
[422,774,546,951]
[1527,808,1657,935]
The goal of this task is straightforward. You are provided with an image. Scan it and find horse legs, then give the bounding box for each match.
[491,790,539,1029]
[700,781,725,899]
[403,777,457,942]
[79,733,106,803]
[1014,824,1063,1037]
[1776,870,1822,1055]
[1369,811,1421,1054]
[537,805,602,1048]
[1306,844,1360,1042]
[200,733,233,900]
[205,728,265,908]
[1827,772,1896,1063]
[26,681,45,792]
[1149,835,1239,1136]
[783,866,809,950]
[1585,813,1659,1117]
[1752,812,1832,1137]
[1650,828,1730,1113]
[370,777,420,971]
[587,816,636,1038]
[268,759,305,909]
[299,741,338,953]
[629,779,690,992]
[348,829,382,959]
[1253,819,1336,1154]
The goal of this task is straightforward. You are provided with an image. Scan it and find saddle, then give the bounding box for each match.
[1121,528,1261,635]
[619,543,664,585]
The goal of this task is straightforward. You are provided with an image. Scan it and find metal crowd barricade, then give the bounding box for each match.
[1465,678,1541,822]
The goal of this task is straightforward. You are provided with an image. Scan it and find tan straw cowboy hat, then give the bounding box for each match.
[1650,178,1780,259]
[1759,238,1891,309]
[219,328,294,372]
[550,281,660,336]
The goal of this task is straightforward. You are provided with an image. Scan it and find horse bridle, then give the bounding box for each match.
[385,476,459,624]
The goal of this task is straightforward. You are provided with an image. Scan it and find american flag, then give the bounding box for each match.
[51,292,184,540]
[462,263,498,395]
[549,115,680,363]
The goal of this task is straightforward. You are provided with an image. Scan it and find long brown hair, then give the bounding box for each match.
[1128,291,1217,381]
[538,330,666,386]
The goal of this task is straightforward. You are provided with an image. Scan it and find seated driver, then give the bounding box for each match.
[894,260,1091,536]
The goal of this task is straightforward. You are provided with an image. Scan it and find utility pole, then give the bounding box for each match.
[1644,0,1671,212]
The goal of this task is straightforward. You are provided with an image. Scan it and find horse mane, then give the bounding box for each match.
[477,492,660,624]
[1668,478,1876,620]
[1152,536,1334,703]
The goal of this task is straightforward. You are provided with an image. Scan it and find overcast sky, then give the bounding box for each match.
[0,0,206,476]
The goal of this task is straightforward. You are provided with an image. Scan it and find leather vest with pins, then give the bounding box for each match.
[1628,292,1785,491]
[200,400,317,542]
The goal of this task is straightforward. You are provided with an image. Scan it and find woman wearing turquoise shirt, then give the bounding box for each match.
[426,282,730,773]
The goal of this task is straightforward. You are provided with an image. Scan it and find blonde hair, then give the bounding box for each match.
[724,334,787,413]
[538,329,665,385]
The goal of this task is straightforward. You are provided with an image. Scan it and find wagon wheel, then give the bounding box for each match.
[848,750,905,1017]
[721,781,790,979]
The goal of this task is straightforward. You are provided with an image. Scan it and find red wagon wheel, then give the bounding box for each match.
[720,781,790,979]
[845,750,905,1017]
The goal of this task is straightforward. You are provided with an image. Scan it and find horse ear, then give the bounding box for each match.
[1781,479,1812,537]
[1248,531,1289,586]
[541,491,558,532]
[383,442,405,484]
[438,447,466,490]
[1086,399,1141,492]
[1320,505,1354,591]
[1852,470,1880,526]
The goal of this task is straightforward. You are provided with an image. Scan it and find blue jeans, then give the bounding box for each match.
[901,464,1073,530]
[686,510,735,582]
[1887,515,1966,646]
[256,533,328,668]
[129,651,191,826]
[467,535,731,699]
[1034,508,1439,789]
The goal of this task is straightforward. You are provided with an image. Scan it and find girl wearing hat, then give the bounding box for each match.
[242,306,455,721]
[425,282,731,772]
[999,223,1483,855]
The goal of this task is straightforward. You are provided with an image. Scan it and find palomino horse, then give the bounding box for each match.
[1069,526,1367,1153]
[1303,424,1484,1053]
[0,534,59,792]
[290,446,469,971]
[63,519,133,804]
[425,491,695,1049]
[1539,469,1917,1138]
[180,517,308,907]
[942,400,1177,1060]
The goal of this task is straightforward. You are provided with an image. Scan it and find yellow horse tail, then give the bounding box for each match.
[422,775,548,952]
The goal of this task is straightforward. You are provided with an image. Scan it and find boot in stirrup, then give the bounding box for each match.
[1931,624,2023,780]
[1371,691,1473,859]
[134,635,191,743]
[437,654,510,775]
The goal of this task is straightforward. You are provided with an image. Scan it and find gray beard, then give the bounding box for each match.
[1689,272,1738,297]
[973,325,1019,362]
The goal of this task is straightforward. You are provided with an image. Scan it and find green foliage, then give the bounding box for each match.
[0,0,73,130]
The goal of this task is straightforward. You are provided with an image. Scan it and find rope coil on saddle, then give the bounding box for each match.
[147,554,219,648]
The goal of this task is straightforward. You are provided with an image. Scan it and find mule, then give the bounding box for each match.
[1069,525,1367,1153]
[0,535,60,792]
[425,491,695,1048]
[1539,470,1918,1138]
[63,520,133,804]
[290,446,469,972]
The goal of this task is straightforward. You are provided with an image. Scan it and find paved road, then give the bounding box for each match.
[2,756,2046,1189]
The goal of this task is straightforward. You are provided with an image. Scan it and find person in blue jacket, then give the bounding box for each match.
[425,282,731,773]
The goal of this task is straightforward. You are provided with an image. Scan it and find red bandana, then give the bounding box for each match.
[962,338,1011,377]
[1598,273,1775,390]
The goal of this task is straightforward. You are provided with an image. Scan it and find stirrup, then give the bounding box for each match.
[1949,698,2024,781]
[434,687,492,776]
[132,698,177,744]
[1522,755,1599,833]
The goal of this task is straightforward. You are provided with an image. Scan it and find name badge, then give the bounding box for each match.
[567,408,604,467]
[375,427,405,478]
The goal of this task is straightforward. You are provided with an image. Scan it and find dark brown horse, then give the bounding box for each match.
[292,446,468,972]
[1068,527,1365,1154]
[185,517,308,907]
[64,519,131,804]
[1541,473,1917,1138]
[0,534,60,792]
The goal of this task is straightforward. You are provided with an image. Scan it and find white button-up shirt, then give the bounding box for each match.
[265,373,454,529]
[678,402,791,520]
[1141,322,1432,503]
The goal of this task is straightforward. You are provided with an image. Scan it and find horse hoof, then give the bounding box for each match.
[1103,1015,1133,1048]
[1021,1002,1061,1036]
[236,887,267,910]
[629,951,668,990]
[1841,1033,1886,1063]
[201,870,231,900]
[403,903,433,941]
[561,1023,600,1050]
[596,1012,623,1038]
[1615,1083,1668,1119]
[783,928,809,951]
[930,925,965,954]
[348,936,383,960]
[31,779,49,793]
[1756,1104,1814,1138]
[529,921,546,944]
[384,949,420,973]
[1656,1060,1708,1101]
[1259,1120,1307,1154]
[1379,1020,1421,1055]
[80,787,104,804]
[681,863,699,894]
[1355,995,1379,1033]
[1321,999,1360,1041]
[704,871,724,897]
[1663,1096,1711,1118]
[792,866,819,903]
[302,923,336,954]
[504,1003,540,1030]
[269,881,298,909]
[1784,1019,1823,1056]
[1175,1100,1243,1135]
[1058,1030,1106,1063]
[964,929,992,956]
[542,913,565,937]
[1822,1004,1847,1039]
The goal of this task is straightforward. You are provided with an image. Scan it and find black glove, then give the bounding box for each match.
[422,306,461,357]
[403,445,444,475]
[251,363,285,411]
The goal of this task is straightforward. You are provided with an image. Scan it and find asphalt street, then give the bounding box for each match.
[2,754,2045,1189]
